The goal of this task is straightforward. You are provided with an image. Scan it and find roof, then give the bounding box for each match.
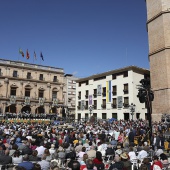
[76,65,150,82]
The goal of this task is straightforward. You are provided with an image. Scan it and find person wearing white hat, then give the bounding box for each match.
[49,144,55,155]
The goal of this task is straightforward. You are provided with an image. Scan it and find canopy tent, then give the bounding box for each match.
[108,118,117,123]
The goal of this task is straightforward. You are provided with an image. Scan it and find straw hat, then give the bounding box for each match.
[115,149,122,155]
[120,153,128,160]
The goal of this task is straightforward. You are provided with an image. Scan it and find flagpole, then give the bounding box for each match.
[33,51,34,64]
[40,54,41,65]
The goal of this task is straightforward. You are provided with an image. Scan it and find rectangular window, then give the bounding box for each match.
[112,98,117,108]
[10,87,16,96]
[77,101,81,110]
[39,90,44,98]
[112,113,117,119]
[102,113,107,119]
[25,89,30,97]
[102,87,106,97]
[78,113,81,121]
[39,74,43,81]
[112,74,117,80]
[27,72,32,79]
[53,76,57,82]
[124,97,129,108]
[85,113,89,121]
[123,83,129,94]
[102,99,106,109]
[84,101,88,109]
[52,91,57,99]
[78,92,81,100]
[112,86,117,96]
[93,100,97,109]
[123,71,128,77]
[13,71,18,77]
[85,90,89,99]
[93,89,97,98]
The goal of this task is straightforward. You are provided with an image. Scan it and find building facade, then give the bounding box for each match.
[75,66,150,120]
[0,59,65,115]
[63,74,78,119]
[146,0,170,120]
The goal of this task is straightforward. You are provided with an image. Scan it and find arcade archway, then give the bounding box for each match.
[35,106,45,114]
[5,105,16,113]
[21,106,31,113]
[51,107,58,114]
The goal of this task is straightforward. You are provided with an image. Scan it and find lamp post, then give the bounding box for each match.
[137,78,154,142]
[129,103,136,120]
[89,106,93,117]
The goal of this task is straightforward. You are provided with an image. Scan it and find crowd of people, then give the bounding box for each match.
[2,113,60,120]
[0,118,168,170]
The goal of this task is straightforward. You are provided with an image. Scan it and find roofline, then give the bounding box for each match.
[0,58,64,71]
[76,65,150,82]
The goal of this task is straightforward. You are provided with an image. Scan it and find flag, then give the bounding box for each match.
[34,51,37,60]
[40,52,44,61]
[26,49,30,59]
[106,80,112,103]
[19,48,24,57]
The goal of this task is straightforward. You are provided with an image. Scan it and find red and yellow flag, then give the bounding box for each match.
[26,49,30,59]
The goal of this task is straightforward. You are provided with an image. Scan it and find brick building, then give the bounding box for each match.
[146,0,170,120]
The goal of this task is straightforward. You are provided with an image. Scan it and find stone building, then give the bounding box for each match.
[146,0,170,120]
[63,74,78,119]
[75,66,149,120]
[0,59,65,115]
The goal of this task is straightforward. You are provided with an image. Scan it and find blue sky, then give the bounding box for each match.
[0,0,149,78]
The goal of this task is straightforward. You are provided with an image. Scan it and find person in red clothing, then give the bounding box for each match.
[93,151,105,170]
[151,155,163,170]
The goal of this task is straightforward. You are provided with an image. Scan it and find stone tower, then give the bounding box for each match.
[146,0,170,120]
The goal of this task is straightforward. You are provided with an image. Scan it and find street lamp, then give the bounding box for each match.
[137,78,154,142]
[129,103,136,120]
[89,106,93,117]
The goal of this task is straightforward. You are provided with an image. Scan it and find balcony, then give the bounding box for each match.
[77,106,81,110]
[123,89,129,94]
[93,94,97,98]
[85,95,88,99]
[27,75,32,79]
[102,93,106,97]
[13,74,18,78]
[78,96,81,100]
[39,77,44,81]
[53,79,59,82]
[84,105,88,110]
[93,105,97,109]
[123,103,129,108]
[101,104,106,109]
[112,91,117,96]
[111,103,117,109]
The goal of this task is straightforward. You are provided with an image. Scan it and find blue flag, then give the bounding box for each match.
[40,52,44,61]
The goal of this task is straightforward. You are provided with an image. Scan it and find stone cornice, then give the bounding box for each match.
[149,47,170,57]
[147,10,170,25]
